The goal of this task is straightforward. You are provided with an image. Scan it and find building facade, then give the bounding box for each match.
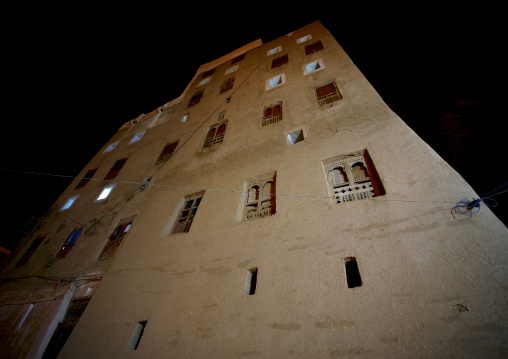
[1,21,508,358]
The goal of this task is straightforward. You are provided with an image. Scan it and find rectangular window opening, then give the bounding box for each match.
[244,267,258,295]
[126,321,147,351]
[344,257,362,288]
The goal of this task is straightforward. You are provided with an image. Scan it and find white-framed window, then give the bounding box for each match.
[238,171,277,221]
[265,73,286,90]
[322,149,385,204]
[103,141,119,153]
[224,65,238,75]
[60,195,79,211]
[96,184,116,201]
[267,46,281,56]
[303,59,325,75]
[297,34,312,44]
[286,129,304,145]
[128,130,146,144]
[198,77,211,87]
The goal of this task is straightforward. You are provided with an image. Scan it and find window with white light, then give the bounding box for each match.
[303,59,325,75]
[224,65,238,75]
[297,34,312,44]
[267,46,281,56]
[129,130,146,144]
[198,77,211,87]
[266,74,286,90]
[103,141,119,153]
[61,195,79,211]
[96,184,116,201]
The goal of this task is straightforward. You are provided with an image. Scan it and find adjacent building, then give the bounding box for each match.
[1,21,507,358]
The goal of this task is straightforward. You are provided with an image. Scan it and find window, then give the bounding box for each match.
[271,54,288,69]
[55,228,82,259]
[220,77,235,93]
[129,130,146,144]
[126,321,147,351]
[188,89,203,107]
[99,216,135,261]
[171,191,204,234]
[267,46,281,56]
[201,68,215,78]
[198,77,210,87]
[297,34,312,44]
[266,74,286,90]
[15,234,46,267]
[303,59,325,75]
[75,169,97,189]
[241,171,276,221]
[96,184,116,201]
[344,257,362,288]
[203,120,227,149]
[60,195,79,211]
[244,267,258,295]
[155,140,179,166]
[181,114,188,123]
[231,53,245,64]
[103,141,119,153]
[217,110,226,121]
[323,149,385,204]
[305,40,324,55]
[262,102,282,126]
[315,82,342,107]
[225,65,238,75]
[287,129,304,145]
[104,158,128,181]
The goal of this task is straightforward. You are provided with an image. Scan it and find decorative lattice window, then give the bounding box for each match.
[262,102,282,126]
[203,120,227,149]
[171,191,204,234]
[271,54,288,69]
[99,216,135,261]
[242,171,277,221]
[15,234,46,267]
[217,110,226,121]
[104,158,128,181]
[305,40,324,55]
[75,168,97,189]
[155,141,179,166]
[315,82,342,107]
[188,89,204,107]
[56,228,83,259]
[323,150,385,204]
[220,78,235,93]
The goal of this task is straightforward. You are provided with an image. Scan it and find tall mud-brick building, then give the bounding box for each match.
[1,21,507,358]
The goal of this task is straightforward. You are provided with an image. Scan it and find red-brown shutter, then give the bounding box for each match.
[270,172,277,215]
[104,158,128,180]
[363,150,385,197]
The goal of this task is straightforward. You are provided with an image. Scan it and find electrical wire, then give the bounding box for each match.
[454,181,508,216]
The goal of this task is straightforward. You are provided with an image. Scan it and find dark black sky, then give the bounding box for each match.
[2,5,506,250]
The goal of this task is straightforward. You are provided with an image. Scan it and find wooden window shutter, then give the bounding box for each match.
[363,150,385,197]
[270,172,277,215]
[217,124,226,136]
[75,169,97,189]
[104,158,128,181]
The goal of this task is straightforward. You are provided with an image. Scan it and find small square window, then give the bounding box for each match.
[220,78,235,93]
[266,74,286,90]
[271,54,288,69]
[231,53,245,64]
[75,169,97,189]
[267,46,281,56]
[225,65,238,75]
[15,234,46,267]
[201,68,215,78]
[129,130,146,144]
[56,228,83,259]
[305,40,324,55]
[181,114,188,123]
[188,90,204,107]
[297,34,312,44]
[198,77,210,87]
[104,158,128,181]
[103,141,119,153]
[303,59,325,75]
[96,184,116,201]
[287,129,304,145]
[61,195,79,211]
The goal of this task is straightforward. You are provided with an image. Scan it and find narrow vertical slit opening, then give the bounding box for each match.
[126,320,147,351]
[244,267,258,296]
[344,257,362,288]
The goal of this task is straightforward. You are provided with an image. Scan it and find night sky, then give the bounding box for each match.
[2,5,506,251]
